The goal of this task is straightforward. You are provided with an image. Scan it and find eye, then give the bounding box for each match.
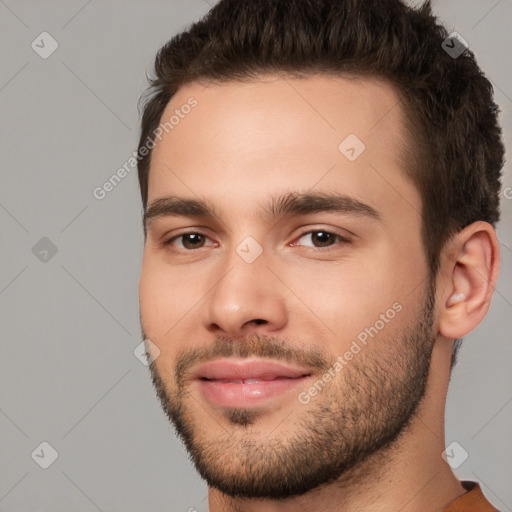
[292,230,351,250]
[163,232,216,251]
[162,229,350,254]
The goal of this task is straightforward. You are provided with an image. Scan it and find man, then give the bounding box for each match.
[137,0,504,510]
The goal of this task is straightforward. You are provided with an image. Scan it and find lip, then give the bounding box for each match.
[192,359,313,408]
[192,358,312,381]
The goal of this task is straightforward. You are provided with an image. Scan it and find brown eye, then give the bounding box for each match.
[164,232,214,251]
[181,233,206,249]
[295,230,350,249]
[310,231,336,247]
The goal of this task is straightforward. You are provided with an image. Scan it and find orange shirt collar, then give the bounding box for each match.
[443,481,500,512]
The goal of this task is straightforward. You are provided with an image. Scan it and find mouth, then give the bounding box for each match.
[192,359,313,408]
[199,375,309,384]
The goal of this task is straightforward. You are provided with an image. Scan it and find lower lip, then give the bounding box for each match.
[196,376,311,408]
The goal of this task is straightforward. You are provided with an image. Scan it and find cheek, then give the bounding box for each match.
[139,256,200,343]
[288,270,387,346]
[282,247,421,347]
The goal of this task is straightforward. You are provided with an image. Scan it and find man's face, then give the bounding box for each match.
[139,75,436,498]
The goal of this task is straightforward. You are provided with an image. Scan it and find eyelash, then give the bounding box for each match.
[162,229,351,253]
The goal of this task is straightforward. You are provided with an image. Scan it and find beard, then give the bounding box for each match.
[142,282,436,500]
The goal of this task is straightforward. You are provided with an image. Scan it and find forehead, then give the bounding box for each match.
[147,74,418,223]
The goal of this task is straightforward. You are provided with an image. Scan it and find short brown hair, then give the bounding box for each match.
[137,0,504,282]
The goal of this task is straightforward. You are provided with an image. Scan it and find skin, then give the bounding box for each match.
[138,74,500,511]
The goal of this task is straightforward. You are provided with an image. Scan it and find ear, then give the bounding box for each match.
[437,221,500,339]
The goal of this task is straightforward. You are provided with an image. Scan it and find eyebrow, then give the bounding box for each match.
[144,191,382,232]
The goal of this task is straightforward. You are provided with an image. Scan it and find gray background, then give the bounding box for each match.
[0,0,511,511]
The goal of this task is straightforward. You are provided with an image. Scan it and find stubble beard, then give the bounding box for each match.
[143,286,436,499]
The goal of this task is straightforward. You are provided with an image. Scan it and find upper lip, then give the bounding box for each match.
[192,359,313,381]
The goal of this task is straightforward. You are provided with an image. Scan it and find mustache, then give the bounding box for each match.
[174,333,331,387]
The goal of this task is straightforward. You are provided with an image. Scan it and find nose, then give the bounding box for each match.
[202,253,288,338]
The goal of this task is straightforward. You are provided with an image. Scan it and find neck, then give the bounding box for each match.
[208,339,466,512]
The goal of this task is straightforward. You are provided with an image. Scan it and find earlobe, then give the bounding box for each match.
[438,222,500,340]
